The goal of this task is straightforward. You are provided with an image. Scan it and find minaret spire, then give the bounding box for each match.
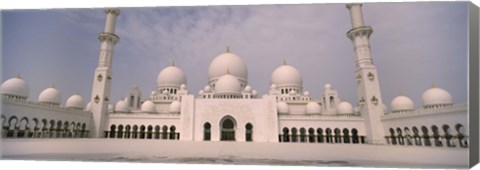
[346,3,385,144]
[90,8,120,138]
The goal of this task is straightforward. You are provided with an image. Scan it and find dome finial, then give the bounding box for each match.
[171,60,175,67]
[283,59,287,65]
[76,91,80,95]
[399,91,404,96]
[431,83,436,88]
[226,46,230,53]
[51,83,55,88]
[16,74,21,78]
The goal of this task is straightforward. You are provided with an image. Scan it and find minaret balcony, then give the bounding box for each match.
[346,26,373,40]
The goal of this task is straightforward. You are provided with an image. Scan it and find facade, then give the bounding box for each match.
[1,4,469,149]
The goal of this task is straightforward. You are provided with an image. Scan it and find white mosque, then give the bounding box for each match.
[0,4,469,149]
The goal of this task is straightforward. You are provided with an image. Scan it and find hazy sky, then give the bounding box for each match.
[2,2,468,110]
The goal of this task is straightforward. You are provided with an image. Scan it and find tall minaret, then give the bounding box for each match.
[346,4,385,144]
[90,9,120,138]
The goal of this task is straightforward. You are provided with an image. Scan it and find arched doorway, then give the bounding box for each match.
[220,116,236,141]
[245,123,253,142]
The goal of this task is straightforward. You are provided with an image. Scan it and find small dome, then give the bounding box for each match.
[244,85,252,92]
[324,84,332,89]
[252,90,258,96]
[162,90,169,95]
[66,94,84,109]
[85,102,93,112]
[180,84,187,90]
[271,64,303,87]
[289,90,297,95]
[108,104,114,112]
[38,86,62,105]
[203,85,212,93]
[391,95,415,112]
[305,102,321,114]
[1,76,30,98]
[337,101,354,114]
[114,100,129,113]
[270,84,277,90]
[277,101,289,114]
[422,86,453,107]
[141,100,156,113]
[157,65,187,88]
[150,91,157,96]
[169,101,181,113]
[208,51,248,82]
[303,91,310,96]
[215,74,242,94]
[198,90,204,95]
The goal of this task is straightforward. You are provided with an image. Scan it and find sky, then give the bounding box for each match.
[2,1,469,110]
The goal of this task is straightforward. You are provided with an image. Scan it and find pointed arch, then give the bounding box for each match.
[308,128,315,143]
[343,128,350,143]
[109,124,116,138]
[118,125,124,138]
[220,116,236,141]
[169,126,176,140]
[316,128,324,143]
[203,122,211,141]
[282,127,290,142]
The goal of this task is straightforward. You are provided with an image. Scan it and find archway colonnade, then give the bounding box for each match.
[385,123,468,148]
[1,115,89,139]
[279,127,366,144]
[105,124,179,140]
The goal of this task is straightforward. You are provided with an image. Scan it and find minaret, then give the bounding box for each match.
[90,9,120,138]
[346,4,385,144]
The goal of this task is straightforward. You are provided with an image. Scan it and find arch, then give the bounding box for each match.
[291,128,298,142]
[109,125,116,138]
[412,126,422,146]
[455,124,468,147]
[146,125,153,139]
[62,121,69,138]
[404,127,412,145]
[431,125,442,147]
[154,125,160,139]
[220,116,236,141]
[118,125,124,138]
[139,125,146,139]
[81,123,87,138]
[132,125,138,139]
[55,120,63,138]
[316,128,324,143]
[169,126,176,140]
[129,95,135,107]
[396,128,404,145]
[351,128,359,144]
[204,122,211,141]
[334,128,341,143]
[75,123,82,138]
[329,96,335,108]
[300,128,307,143]
[389,128,397,145]
[68,122,75,138]
[442,125,454,147]
[308,128,315,143]
[49,120,56,138]
[421,126,432,146]
[325,128,332,143]
[1,115,6,127]
[6,116,19,138]
[125,125,132,139]
[343,128,350,144]
[17,117,29,138]
[245,123,253,142]
[31,118,40,138]
[282,127,290,142]
[162,125,168,139]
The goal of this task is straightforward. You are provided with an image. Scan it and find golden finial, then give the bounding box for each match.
[76,91,80,95]
[51,83,56,88]
[399,91,404,96]
[16,74,21,78]
[432,83,436,88]
[283,59,287,65]
[226,46,230,53]
[171,60,176,67]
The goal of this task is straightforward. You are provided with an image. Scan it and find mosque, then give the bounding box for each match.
[0,4,469,149]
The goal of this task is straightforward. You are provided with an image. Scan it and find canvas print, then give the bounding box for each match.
[0,1,473,169]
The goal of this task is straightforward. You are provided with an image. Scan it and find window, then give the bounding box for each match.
[204,123,211,141]
[245,123,253,142]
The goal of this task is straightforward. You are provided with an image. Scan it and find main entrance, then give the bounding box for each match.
[220,116,236,141]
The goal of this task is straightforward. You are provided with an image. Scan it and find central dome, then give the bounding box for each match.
[208,51,248,82]
[215,74,242,94]
[271,63,303,87]
[157,65,187,88]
